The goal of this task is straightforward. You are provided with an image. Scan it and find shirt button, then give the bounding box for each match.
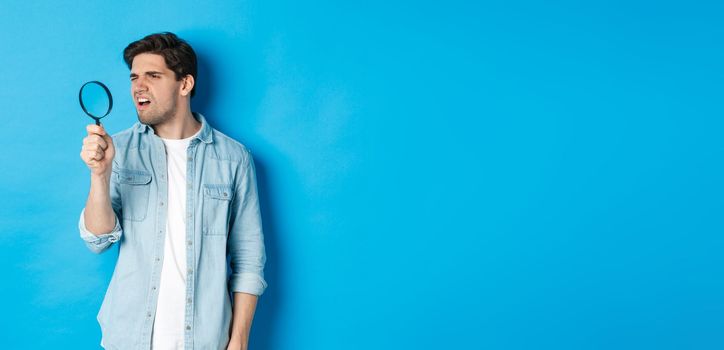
[147,312,152,318]
[187,298,192,304]
[187,157,192,161]
[155,257,160,262]
[188,268,193,274]
[186,325,191,331]
[152,286,157,291]
[160,202,164,206]
[187,240,192,246]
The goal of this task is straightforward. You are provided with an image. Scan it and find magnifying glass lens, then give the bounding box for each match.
[79,81,113,125]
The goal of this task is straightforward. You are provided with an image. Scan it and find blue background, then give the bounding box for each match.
[1,0,723,349]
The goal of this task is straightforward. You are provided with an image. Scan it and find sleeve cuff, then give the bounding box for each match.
[229,272,268,296]
[79,208,122,250]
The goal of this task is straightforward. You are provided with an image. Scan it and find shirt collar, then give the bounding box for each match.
[133,112,213,144]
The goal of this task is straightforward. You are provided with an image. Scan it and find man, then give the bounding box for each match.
[78,32,267,350]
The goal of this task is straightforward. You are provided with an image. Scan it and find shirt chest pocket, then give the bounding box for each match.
[202,184,234,236]
[117,169,152,222]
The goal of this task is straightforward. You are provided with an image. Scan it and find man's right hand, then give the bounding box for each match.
[80,124,115,177]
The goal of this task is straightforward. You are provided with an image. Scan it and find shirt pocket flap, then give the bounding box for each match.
[117,169,152,185]
[204,184,233,200]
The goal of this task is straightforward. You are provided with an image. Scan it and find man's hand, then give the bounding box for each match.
[80,124,115,177]
[226,339,247,350]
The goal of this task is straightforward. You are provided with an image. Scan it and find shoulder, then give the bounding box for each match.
[109,124,140,148]
[208,128,253,165]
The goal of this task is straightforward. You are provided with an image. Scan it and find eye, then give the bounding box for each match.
[151,74,160,78]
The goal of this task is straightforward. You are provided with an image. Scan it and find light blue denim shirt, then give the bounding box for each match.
[79,112,267,350]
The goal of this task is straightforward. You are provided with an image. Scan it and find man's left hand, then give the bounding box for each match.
[226,339,247,350]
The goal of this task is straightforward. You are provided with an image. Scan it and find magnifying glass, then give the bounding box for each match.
[79,81,113,126]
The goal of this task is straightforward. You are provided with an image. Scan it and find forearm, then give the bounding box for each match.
[228,292,258,347]
[84,173,116,235]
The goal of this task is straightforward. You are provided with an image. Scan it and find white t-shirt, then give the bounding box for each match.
[151,129,198,350]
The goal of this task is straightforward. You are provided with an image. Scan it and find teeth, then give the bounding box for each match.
[137,98,149,103]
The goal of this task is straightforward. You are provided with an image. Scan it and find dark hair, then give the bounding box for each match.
[123,32,197,98]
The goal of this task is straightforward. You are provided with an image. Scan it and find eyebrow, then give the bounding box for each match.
[130,71,164,78]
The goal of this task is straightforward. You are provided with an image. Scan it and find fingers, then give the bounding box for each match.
[86,124,114,150]
[86,124,106,136]
[84,124,112,151]
[85,158,102,171]
[79,151,100,169]
[83,134,108,150]
[80,148,105,161]
[81,124,113,172]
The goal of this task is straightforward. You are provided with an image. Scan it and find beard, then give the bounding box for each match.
[137,100,178,126]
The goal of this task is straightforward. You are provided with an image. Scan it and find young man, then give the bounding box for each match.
[78,32,267,350]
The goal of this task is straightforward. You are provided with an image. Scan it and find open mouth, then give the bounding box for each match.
[137,97,151,109]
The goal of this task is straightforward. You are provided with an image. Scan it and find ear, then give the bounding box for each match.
[180,75,195,97]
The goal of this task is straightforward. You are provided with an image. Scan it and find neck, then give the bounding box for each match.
[152,104,201,139]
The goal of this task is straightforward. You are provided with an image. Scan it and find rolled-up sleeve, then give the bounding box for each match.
[79,207,123,254]
[228,150,268,296]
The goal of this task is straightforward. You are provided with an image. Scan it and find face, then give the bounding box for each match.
[130,53,187,126]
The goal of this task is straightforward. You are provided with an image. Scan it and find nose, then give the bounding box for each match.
[132,77,148,94]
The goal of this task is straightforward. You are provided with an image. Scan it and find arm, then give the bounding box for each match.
[78,124,122,253]
[227,292,259,350]
[84,172,116,234]
[78,175,123,254]
[227,150,268,346]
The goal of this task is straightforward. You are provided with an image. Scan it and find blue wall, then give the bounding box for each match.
[1,0,723,349]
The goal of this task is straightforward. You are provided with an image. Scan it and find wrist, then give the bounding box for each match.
[229,335,248,343]
[227,338,247,350]
[90,172,111,183]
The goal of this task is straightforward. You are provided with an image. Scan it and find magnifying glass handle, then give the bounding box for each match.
[95,119,101,126]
